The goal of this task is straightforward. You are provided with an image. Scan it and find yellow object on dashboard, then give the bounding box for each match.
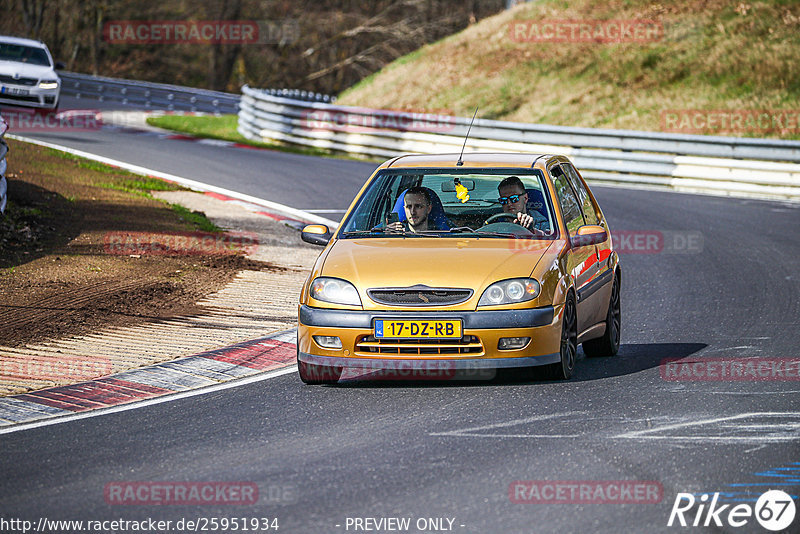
[455,182,470,203]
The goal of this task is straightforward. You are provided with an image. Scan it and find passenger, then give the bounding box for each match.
[497,176,549,235]
[388,186,434,233]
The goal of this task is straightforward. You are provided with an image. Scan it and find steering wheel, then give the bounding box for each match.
[484,213,517,225]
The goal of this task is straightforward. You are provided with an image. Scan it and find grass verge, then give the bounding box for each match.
[0,139,265,351]
[337,0,800,139]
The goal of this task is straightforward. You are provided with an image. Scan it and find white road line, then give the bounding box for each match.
[6,134,338,227]
[430,412,588,437]
[0,365,297,436]
[432,433,582,439]
[707,390,800,395]
[301,209,347,213]
[615,436,800,443]
[615,412,800,442]
[618,412,800,436]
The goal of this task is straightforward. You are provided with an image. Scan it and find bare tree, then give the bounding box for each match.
[1,0,506,94]
[17,0,48,38]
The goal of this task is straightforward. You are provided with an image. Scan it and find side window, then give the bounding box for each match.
[564,163,600,226]
[551,165,584,236]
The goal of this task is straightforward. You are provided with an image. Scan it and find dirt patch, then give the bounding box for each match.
[0,140,283,347]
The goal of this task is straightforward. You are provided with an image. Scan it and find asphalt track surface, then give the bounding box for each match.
[1,97,799,533]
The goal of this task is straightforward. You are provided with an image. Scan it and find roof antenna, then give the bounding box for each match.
[456,107,478,167]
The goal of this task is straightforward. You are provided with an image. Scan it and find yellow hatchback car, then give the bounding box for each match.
[297,153,620,384]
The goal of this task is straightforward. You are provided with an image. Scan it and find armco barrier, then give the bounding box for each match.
[238,85,800,202]
[59,72,240,114]
[0,114,8,213]
[58,72,334,114]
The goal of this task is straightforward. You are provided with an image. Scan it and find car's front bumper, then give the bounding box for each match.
[297,304,563,370]
[0,84,60,109]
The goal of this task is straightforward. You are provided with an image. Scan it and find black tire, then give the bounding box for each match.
[298,359,342,385]
[547,293,577,380]
[583,272,621,358]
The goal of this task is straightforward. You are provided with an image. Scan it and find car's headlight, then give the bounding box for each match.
[478,278,540,306]
[38,80,59,89]
[310,277,362,306]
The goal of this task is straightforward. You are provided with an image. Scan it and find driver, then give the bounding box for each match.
[497,176,549,235]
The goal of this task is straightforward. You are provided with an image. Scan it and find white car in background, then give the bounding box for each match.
[0,36,62,110]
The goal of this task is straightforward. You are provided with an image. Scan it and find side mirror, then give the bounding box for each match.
[54,61,66,70]
[570,225,607,248]
[301,224,332,246]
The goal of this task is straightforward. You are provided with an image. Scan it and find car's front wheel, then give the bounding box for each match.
[298,359,342,385]
[548,293,577,380]
[583,272,620,358]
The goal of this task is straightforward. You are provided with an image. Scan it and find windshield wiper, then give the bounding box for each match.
[473,231,531,238]
[342,229,384,236]
[398,231,440,237]
[343,228,438,238]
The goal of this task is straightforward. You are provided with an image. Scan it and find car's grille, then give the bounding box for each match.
[0,93,39,103]
[355,335,484,356]
[0,75,38,86]
[367,286,473,306]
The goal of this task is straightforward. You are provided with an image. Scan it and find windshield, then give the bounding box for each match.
[0,43,52,67]
[339,168,556,239]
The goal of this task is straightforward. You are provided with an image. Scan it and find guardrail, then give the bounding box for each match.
[0,115,7,213]
[238,85,800,202]
[58,72,335,114]
[59,72,241,114]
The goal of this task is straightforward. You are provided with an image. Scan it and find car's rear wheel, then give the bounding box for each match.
[548,293,577,380]
[583,272,620,358]
[298,359,342,385]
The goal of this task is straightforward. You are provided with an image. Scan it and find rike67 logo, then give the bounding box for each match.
[668,490,796,531]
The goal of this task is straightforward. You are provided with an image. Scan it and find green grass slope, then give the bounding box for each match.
[337,0,800,138]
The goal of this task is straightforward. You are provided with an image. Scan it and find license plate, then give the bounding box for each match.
[374,319,462,339]
[0,85,29,96]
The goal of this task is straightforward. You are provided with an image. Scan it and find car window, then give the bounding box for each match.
[551,165,584,236]
[0,43,51,67]
[339,169,554,238]
[563,163,600,226]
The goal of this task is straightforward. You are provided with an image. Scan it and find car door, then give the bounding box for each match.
[551,163,596,335]
[562,162,613,328]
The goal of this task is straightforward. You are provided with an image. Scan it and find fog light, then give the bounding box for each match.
[313,335,342,349]
[498,337,530,350]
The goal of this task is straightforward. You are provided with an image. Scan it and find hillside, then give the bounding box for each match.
[337,0,800,138]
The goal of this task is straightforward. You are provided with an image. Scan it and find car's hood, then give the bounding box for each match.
[0,61,57,80]
[321,237,554,309]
